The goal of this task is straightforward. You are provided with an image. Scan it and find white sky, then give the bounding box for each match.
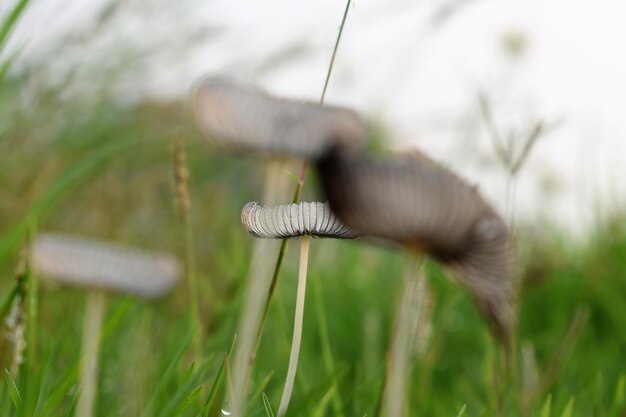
[5,0,626,236]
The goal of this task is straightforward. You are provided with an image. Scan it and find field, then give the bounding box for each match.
[1,2,626,416]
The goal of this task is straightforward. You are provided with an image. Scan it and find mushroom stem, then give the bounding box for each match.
[77,289,106,417]
[277,236,310,417]
[383,256,424,417]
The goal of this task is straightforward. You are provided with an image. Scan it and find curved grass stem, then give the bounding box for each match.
[277,236,310,417]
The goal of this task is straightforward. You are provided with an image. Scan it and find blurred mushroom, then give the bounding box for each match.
[240,201,358,416]
[193,76,368,158]
[317,148,514,344]
[193,76,369,416]
[30,233,180,417]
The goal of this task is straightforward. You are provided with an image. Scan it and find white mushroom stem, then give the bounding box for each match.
[77,289,106,417]
[383,256,424,417]
[277,236,310,417]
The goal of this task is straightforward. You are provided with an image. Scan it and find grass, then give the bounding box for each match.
[1,3,626,417]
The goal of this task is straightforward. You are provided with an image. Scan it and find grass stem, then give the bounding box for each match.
[173,136,203,359]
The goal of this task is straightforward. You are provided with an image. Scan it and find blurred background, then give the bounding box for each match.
[5,0,626,232]
[1,0,625,416]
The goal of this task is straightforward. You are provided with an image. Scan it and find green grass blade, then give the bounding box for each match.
[311,385,336,417]
[0,140,136,265]
[140,332,193,417]
[23,261,38,417]
[62,390,79,417]
[313,277,345,417]
[203,335,237,415]
[4,369,23,414]
[0,277,23,325]
[156,361,210,417]
[0,0,30,54]
[559,397,574,417]
[249,371,274,408]
[611,374,625,417]
[455,404,467,417]
[262,392,275,417]
[540,394,552,417]
[172,385,203,417]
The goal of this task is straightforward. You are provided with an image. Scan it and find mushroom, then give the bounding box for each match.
[193,76,369,416]
[241,201,359,240]
[30,233,180,417]
[193,76,368,158]
[240,201,359,416]
[316,148,514,344]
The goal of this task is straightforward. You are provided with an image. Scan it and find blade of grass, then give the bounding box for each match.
[610,374,625,417]
[0,273,24,325]
[23,257,38,417]
[140,332,193,417]
[172,385,203,417]
[313,276,345,417]
[0,0,30,54]
[249,371,275,408]
[262,393,275,417]
[4,369,23,415]
[559,397,574,417]
[540,394,552,417]
[311,385,336,417]
[39,297,133,416]
[203,335,237,416]
[156,361,211,417]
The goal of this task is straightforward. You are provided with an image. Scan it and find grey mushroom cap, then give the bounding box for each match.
[317,148,514,342]
[31,233,180,299]
[241,201,360,239]
[193,77,368,158]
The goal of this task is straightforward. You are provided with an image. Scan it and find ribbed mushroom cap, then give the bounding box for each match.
[241,201,360,239]
[31,233,180,299]
[193,77,368,158]
[317,149,514,342]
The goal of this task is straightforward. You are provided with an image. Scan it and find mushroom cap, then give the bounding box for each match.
[31,233,180,299]
[193,77,368,158]
[241,201,360,239]
[317,148,514,341]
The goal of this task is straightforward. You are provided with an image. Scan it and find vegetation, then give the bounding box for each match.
[1,1,625,416]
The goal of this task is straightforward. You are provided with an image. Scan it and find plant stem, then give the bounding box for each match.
[77,289,106,417]
[277,236,310,417]
[173,136,203,359]
[382,255,423,417]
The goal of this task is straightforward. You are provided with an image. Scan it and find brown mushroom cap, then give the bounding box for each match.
[31,233,180,299]
[317,148,514,342]
[193,77,368,158]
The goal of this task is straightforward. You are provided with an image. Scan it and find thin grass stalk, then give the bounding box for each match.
[23,246,38,416]
[76,290,106,417]
[277,236,310,416]
[173,136,203,359]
